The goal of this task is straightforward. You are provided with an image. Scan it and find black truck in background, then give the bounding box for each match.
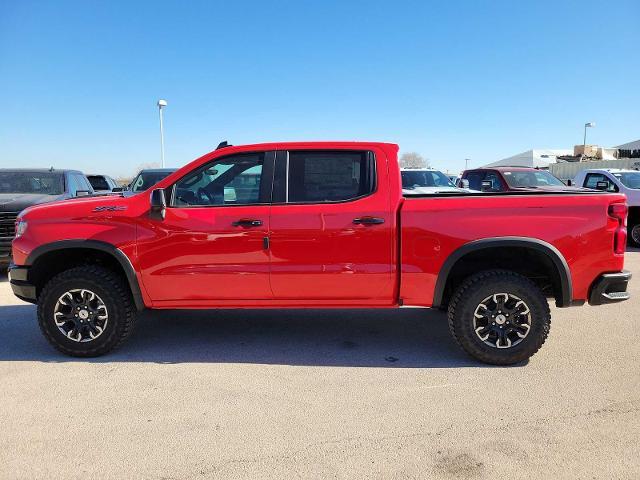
[0,169,95,264]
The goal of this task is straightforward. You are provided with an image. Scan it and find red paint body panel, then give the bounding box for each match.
[268,145,397,303]
[12,141,626,310]
[137,205,272,302]
[399,194,625,306]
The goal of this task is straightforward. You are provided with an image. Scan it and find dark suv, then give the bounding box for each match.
[0,169,94,264]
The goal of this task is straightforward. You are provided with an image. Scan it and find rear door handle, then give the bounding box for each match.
[232,219,263,227]
[353,216,385,225]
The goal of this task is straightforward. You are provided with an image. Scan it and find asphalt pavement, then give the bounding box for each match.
[1,252,639,479]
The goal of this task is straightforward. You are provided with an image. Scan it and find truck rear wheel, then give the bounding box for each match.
[447,270,550,365]
[37,265,136,357]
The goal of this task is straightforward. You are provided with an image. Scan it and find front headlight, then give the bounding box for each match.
[15,220,27,238]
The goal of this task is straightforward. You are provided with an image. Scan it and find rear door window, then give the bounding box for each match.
[285,151,375,203]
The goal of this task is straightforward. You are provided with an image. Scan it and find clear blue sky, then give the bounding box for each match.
[0,0,638,177]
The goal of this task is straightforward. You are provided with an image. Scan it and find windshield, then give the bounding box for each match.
[613,172,640,189]
[502,170,564,188]
[0,171,64,195]
[130,171,174,192]
[401,170,455,188]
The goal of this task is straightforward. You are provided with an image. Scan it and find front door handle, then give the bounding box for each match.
[353,216,385,225]
[232,219,263,227]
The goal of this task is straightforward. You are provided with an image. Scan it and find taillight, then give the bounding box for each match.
[608,202,628,254]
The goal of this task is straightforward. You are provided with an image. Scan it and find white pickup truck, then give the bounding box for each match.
[400,168,468,195]
[573,168,640,246]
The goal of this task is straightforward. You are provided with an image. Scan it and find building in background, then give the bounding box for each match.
[482,149,573,169]
[480,139,640,181]
[617,139,640,149]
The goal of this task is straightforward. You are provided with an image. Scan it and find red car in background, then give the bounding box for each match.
[458,166,578,192]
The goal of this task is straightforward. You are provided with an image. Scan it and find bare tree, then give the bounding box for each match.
[399,152,430,169]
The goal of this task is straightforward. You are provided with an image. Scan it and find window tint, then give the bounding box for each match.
[287,151,374,203]
[465,171,485,191]
[88,175,109,191]
[401,170,454,188]
[131,171,174,192]
[502,170,564,187]
[0,172,64,195]
[173,153,264,206]
[614,172,640,189]
[484,172,505,191]
[584,173,617,192]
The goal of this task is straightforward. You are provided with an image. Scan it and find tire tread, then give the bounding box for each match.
[447,269,551,365]
[37,265,136,357]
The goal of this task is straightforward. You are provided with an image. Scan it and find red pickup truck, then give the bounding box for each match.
[8,142,631,365]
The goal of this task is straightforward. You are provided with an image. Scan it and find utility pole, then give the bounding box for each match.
[157,99,167,167]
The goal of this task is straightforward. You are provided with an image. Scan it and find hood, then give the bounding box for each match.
[19,193,133,219]
[0,193,64,213]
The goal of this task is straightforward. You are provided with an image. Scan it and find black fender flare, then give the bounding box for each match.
[432,237,572,308]
[26,240,145,311]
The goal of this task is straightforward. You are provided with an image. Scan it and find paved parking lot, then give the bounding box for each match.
[1,253,639,479]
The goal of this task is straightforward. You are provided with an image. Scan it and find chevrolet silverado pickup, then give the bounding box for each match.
[9,142,631,365]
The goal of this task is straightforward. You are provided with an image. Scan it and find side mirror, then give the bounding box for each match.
[566,179,572,186]
[112,187,123,192]
[460,179,470,189]
[480,180,493,192]
[76,190,91,197]
[150,188,166,219]
[595,181,609,191]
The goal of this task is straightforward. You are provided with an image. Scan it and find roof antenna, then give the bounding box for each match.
[216,141,231,150]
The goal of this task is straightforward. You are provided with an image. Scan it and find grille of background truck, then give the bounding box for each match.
[0,212,18,253]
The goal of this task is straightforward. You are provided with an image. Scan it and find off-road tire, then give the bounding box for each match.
[447,270,551,365]
[37,265,136,357]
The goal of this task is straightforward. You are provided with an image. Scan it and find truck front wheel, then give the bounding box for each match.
[447,270,550,365]
[37,265,137,357]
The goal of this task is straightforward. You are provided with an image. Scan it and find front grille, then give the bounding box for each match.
[0,212,18,238]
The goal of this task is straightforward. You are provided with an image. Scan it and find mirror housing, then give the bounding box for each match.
[595,181,609,191]
[460,179,470,189]
[566,179,572,186]
[480,180,493,192]
[150,188,167,219]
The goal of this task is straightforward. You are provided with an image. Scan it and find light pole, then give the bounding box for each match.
[157,99,167,167]
[583,122,595,151]
[465,158,471,170]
